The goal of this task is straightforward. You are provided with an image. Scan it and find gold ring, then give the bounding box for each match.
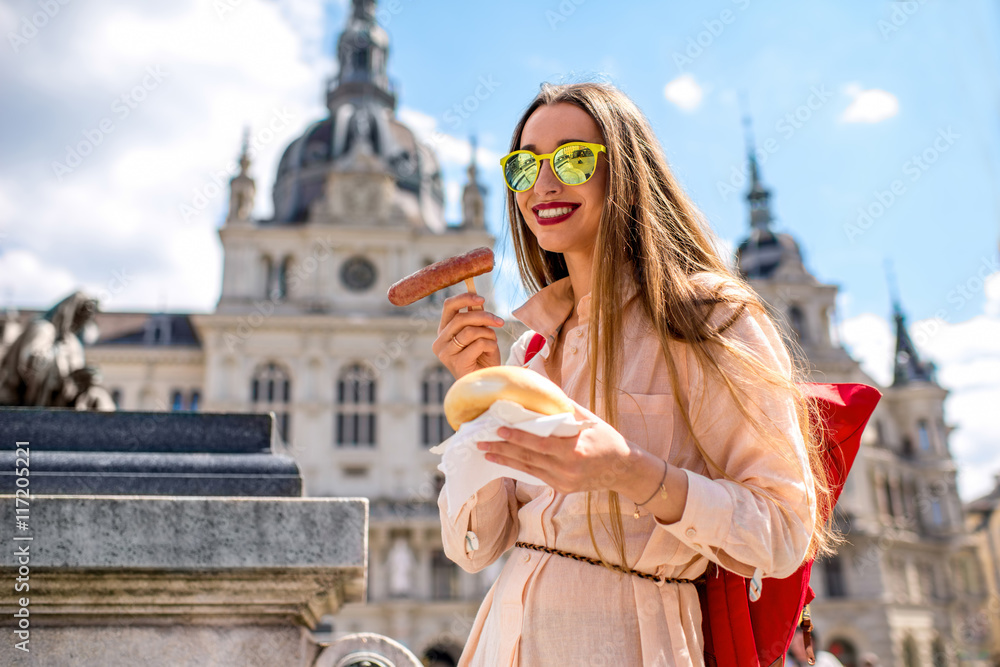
[451,335,467,350]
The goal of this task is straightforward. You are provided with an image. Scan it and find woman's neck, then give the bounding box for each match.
[563,248,594,316]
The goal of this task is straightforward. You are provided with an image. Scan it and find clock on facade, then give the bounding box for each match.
[340,256,377,291]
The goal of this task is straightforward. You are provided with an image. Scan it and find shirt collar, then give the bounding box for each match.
[511,275,601,339]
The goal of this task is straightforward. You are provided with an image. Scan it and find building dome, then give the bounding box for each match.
[267,0,444,226]
[736,227,807,280]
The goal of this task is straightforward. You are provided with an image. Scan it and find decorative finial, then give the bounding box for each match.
[238,127,251,175]
[467,135,479,180]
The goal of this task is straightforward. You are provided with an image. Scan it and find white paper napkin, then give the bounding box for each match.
[430,399,594,519]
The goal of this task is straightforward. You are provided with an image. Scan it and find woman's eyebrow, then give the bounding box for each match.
[519,139,589,152]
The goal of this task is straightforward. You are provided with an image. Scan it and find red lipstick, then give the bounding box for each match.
[532,201,580,226]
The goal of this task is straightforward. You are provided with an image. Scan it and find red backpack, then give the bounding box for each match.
[522,332,881,667]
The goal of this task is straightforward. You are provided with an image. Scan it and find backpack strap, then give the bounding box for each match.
[523,332,546,365]
[800,604,815,665]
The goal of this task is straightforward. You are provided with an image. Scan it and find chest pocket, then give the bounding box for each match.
[615,392,674,460]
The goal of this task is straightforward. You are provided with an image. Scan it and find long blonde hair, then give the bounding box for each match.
[505,82,839,570]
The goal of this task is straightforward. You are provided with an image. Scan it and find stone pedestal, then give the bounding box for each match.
[0,408,390,666]
[0,495,367,666]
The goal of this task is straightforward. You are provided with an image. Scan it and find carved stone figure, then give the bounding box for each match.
[387,536,415,597]
[227,130,256,224]
[0,291,114,410]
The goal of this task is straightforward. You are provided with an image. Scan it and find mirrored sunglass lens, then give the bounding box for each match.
[505,153,538,191]
[553,145,597,185]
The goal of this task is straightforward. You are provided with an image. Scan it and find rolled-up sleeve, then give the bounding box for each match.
[655,305,816,580]
[439,477,520,573]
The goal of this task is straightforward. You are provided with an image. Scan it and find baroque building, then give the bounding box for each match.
[10,2,992,663]
[736,149,990,667]
[67,1,512,663]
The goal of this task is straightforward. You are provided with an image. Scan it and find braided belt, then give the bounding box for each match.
[515,542,702,585]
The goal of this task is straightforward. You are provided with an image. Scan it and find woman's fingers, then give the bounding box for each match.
[432,298,506,378]
[438,293,488,333]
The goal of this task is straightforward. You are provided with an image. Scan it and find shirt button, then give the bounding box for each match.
[685,528,697,538]
[523,553,531,563]
[576,329,584,337]
[569,346,577,354]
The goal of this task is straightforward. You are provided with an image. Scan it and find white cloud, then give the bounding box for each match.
[985,271,1000,317]
[840,301,1000,502]
[663,74,704,112]
[0,248,79,307]
[398,107,502,170]
[839,312,894,386]
[0,0,332,312]
[398,106,504,224]
[840,85,899,123]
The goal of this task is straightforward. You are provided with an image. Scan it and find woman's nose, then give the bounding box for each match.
[532,159,561,194]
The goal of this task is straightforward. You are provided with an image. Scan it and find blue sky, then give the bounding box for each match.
[0,0,998,497]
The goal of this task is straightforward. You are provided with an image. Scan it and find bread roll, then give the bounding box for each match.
[443,366,574,429]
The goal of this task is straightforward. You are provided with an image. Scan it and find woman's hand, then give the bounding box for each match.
[432,293,505,379]
[477,400,638,495]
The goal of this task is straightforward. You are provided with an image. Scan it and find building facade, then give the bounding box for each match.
[737,152,990,667]
[6,2,991,664]
[74,2,515,663]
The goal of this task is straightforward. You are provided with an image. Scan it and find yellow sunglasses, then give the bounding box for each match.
[500,141,607,192]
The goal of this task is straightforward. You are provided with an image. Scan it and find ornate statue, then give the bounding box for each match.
[227,129,256,224]
[387,535,415,598]
[0,291,114,410]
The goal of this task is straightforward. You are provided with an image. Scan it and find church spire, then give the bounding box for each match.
[743,113,773,232]
[328,0,394,111]
[461,137,485,229]
[887,262,935,386]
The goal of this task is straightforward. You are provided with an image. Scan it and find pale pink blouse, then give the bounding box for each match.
[438,274,816,666]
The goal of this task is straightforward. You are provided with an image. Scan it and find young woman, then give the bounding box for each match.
[432,82,836,666]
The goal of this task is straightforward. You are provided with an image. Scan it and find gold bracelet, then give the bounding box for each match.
[634,458,668,519]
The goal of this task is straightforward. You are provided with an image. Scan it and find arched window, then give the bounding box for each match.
[824,554,847,598]
[189,390,200,412]
[788,305,808,342]
[902,436,915,458]
[884,477,896,518]
[110,388,122,409]
[336,363,376,447]
[276,256,290,300]
[252,362,291,442]
[902,636,919,667]
[422,366,455,447]
[171,389,184,411]
[431,549,459,600]
[918,419,932,451]
[263,256,273,298]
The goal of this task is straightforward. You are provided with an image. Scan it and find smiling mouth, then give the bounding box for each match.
[532,203,579,225]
